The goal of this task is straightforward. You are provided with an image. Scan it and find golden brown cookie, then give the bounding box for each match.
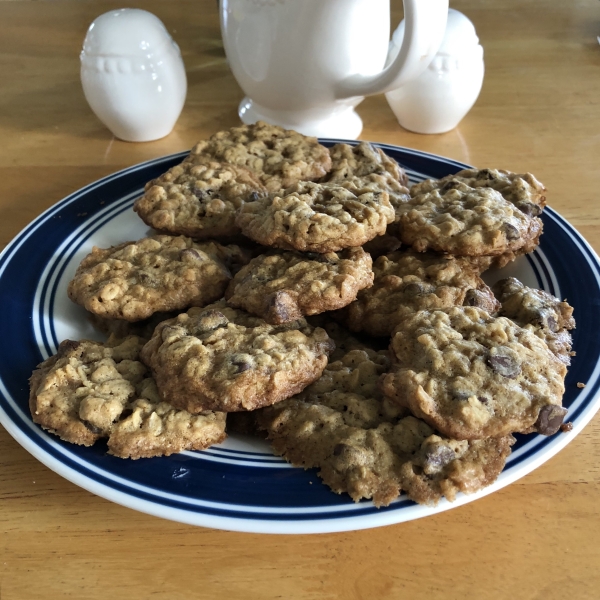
[411,168,547,217]
[134,154,267,240]
[324,142,408,185]
[493,277,575,365]
[140,301,334,413]
[67,235,233,321]
[235,181,394,253]
[190,121,332,192]
[397,183,543,257]
[225,247,373,324]
[381,306,568,439]
[334,250,499,337]
[29,337,226,458]
[256,349,514,506]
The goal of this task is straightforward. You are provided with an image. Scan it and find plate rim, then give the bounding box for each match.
[1,141,599,534]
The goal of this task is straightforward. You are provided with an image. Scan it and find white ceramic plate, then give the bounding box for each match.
[1,141,599,534]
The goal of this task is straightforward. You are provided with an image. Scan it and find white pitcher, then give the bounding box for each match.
[220,0,448,139]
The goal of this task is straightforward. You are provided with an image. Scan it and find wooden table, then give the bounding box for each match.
[1,1,599,598]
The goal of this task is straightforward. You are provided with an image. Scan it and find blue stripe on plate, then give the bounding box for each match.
[1,142,599,533]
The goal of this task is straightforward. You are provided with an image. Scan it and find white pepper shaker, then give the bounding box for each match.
[385,9,484,134]
[80,9,187,142]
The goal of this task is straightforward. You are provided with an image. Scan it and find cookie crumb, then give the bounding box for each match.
[577,382,586,388]
[560,422,573,432]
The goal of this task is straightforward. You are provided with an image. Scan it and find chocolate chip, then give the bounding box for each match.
[305,252,333,263]
[440,180,462,193]
[478,169,495,180]
[535,405,568,436]
[193,186,211,200]
[423,444,456,472]
[333,443,348,456]
[464,289,486,307]
[266,291,300,324]
[232,360,252,374]
[403,282,433,297]
[138,271,156,286]
[503,223,521,240]
[518,201,542,217]
[180,248,204,262]
[248,192,260,202]
[82,420,102,434]
[534,310,559,332]
[478,396,489,404]
[57,340,81,357]
[487,350,521,378]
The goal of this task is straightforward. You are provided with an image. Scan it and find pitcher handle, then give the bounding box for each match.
[335,0,448,99]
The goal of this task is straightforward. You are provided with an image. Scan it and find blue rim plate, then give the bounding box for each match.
[1,140,599,534]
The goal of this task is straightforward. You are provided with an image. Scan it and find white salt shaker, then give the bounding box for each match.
[80,9,187,142]
[385,9,484,134]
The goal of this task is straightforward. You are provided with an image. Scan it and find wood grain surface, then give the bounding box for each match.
[1,1,599,599]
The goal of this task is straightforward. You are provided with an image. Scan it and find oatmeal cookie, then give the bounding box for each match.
[67,235,233,321]
[493,277,575,365]
[396,183,543,257]
[191,121,331,191]
[334,250,500,337]
[341,173,410,222]
[133,154,267,240]
[29,337,226,458]
[411,168,546,217]
[236,181,394,253]
[381,306,568,439]
[256,349,514,506]
[323,142,410,219]
[324,142,408,185]
[225,247,373,324]
[140,301,334,413]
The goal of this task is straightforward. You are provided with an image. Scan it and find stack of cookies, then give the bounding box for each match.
[28,122,575,507]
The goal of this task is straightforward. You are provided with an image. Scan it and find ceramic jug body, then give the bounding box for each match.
[221,0,448,138]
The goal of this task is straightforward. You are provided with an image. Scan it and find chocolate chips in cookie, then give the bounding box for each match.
[236,180,395,253]
[134,154,267,240]
[380,306,568,440]
[190,121,332,192]
[67,235,235,321]
[493,277,575,366]
[140,301,335,413]
[333,249,499,337]
[396,183,543,258]
[323,142,408,185]
[29,336,226,458]
[225,247,373,324]
[411,168,547,217]
[255,349,514,506]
